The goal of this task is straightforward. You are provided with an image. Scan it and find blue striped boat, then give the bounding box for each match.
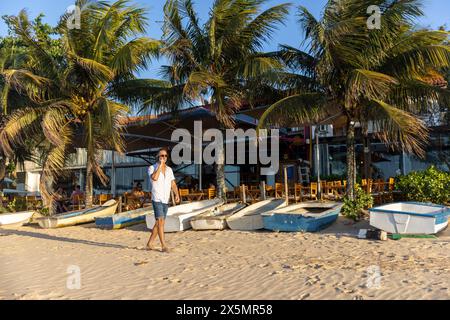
[95,206,153,229]
[262,202,343,232]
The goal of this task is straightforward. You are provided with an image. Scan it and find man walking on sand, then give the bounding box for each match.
[146,147,180,252]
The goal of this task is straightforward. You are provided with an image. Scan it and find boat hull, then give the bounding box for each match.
[262,202,342,232]
[0,210,35,227]
[95,207,152,229]
[38,200,118,228]
[145,199,223,232]
[190,203,246,230]
[369,202,449,234]
[226,199,286,231]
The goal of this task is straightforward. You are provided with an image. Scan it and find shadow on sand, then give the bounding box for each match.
[0,228,144,251]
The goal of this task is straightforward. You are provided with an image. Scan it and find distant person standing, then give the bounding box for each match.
[146,148,180,252]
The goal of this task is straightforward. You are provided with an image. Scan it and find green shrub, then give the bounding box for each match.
[341,184,374,221]
[396,166,450,204]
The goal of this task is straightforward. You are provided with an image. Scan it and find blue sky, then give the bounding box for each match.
[1,0,449,79]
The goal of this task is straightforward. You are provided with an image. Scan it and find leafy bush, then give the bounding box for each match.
[341,184,374,221]
[396,166,450,204]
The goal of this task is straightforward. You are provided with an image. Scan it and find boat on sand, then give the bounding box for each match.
[145,199,223,232]
[95,206,153,229]
[0,210,36,227]
[226,199,286,231]
[190,202,246,230]
[37,199,118,229]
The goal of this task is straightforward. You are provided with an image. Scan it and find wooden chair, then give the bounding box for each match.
[207,187,216,199]
[274,183,283,198]
[265,185,275,197]
[309,182,318,200]
[179,188,190,202]
[71,194,85,210]
[293,183,303,203]
[98,194,112,205]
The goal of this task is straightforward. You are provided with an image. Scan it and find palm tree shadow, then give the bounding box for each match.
[0,228,143,251]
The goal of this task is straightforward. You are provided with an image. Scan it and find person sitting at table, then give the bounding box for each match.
[128,182,145,209]
[54,186,68,213]
[70,185,84,204]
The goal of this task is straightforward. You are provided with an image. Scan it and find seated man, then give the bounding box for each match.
[70,185,84,206]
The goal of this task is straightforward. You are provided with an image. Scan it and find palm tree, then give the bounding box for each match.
[258,0,450,199]
[0,0,160,209]
[113,0,291,199]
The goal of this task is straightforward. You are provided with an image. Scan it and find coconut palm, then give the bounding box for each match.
[0,0,160,209]
[258,0,450,199]
[113,0,291,199]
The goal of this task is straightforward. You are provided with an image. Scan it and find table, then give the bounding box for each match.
[185,192,205,201]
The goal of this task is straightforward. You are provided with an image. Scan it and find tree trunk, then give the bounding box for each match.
[216,140,226,200]
[363,132,371,194]
[346,121,356,200]
[85,157,94,208]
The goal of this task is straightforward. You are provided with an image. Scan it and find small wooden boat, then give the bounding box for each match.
[145,199,223,232]
[37,199,118,229]
[262,202,343,232]
[0,210,35,227]
[369,202,449,234]
[226,198,286,231]
[190,202,247,230]
[95,206,153,229]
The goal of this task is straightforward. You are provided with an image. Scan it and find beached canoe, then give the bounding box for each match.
[190,202,247,230]
[37,199,118,229]
[226,198,286,231]
[369,202,449,234]
[0,210,36,227]
[262,202,343,232]
[145,199,223,232]
[95,206,153,229]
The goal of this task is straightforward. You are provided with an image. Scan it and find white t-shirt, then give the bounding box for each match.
[148,163,175,204]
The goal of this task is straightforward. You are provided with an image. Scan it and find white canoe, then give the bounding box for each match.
[226,198,287,231]
[95,206,153,229]
[369,202,449,234]
[190,202,247,230]
[145,199,223,232]
[0,210,35,227]
[38,199,118,229]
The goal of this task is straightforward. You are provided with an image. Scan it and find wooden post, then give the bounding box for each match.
[284,166,289,206]
[260,180,266,200]
[117,196,122,213]
[241,184,247,204]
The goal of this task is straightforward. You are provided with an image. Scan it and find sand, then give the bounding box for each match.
[0,217,449,300]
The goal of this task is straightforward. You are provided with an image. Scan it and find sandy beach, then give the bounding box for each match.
[1,217,449,300]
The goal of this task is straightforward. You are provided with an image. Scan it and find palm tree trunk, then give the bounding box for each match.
[85,157,94,207]
[346,120,356,200]
[216,141,226,200]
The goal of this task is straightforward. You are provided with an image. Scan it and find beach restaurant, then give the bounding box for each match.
[10,102,450,208]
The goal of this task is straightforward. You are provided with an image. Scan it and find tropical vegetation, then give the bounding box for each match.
[258,0,450,199]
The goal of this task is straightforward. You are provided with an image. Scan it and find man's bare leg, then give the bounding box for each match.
[146,220,159,250]
[157,219,170,252]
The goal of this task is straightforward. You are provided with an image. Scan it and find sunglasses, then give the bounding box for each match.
[159,154,168,158]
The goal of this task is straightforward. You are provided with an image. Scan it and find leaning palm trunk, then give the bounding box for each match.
[346,121,356,200]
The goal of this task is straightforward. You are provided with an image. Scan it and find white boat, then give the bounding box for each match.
[369,202,449,234]
[226,198,287,231]
[37,199,118,229]
[145,199,223,232]
[95,206,153,229]
[0,210,35,227]
[190,202,247,230]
